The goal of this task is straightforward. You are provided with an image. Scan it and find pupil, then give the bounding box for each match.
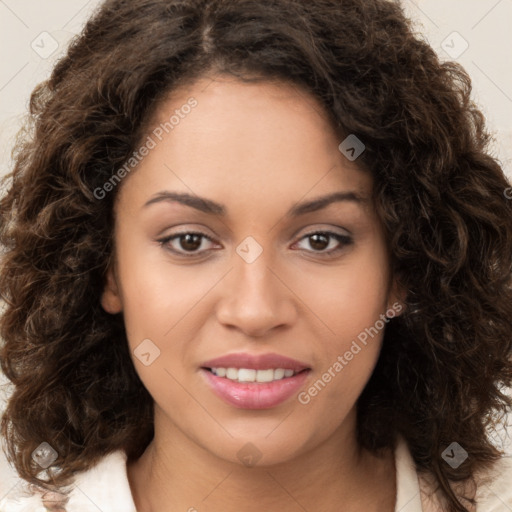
[181,234,201,251]
[310,233,328,250]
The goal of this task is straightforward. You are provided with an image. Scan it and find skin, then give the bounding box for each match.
[101,74,405,512]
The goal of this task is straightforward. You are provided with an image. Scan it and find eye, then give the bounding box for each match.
[293,230,353,257]
[157,231,219,256]
[157,229,353,258]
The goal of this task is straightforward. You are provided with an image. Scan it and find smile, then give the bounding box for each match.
[201,368,311,409]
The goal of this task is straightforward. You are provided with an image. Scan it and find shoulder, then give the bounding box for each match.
[473,454,512,511]
[394,435,512,512]
[416,454,512,512]
[0,450,136,512]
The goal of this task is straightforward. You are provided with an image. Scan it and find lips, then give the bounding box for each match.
[199,352,312,409]
[201,352,311,372]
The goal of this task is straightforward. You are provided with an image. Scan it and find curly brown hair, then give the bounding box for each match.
[1,0,511,510]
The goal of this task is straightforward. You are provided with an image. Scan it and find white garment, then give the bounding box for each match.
[1,436,511,511]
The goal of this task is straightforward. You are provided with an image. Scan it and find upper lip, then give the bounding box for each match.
[201,352,311,372]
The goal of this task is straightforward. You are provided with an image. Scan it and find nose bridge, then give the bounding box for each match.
[215,236,295,334]
[233,237,279,308]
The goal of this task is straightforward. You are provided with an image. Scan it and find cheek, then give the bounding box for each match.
[296,345,380,443]
[114,233,216,341]
[291,245,390,409]
[289,249,390,346]
[114,244,232,407]
[297,304,387,436]
[114,243,211,407]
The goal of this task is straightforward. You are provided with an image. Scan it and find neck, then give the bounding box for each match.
[127,407,396,512]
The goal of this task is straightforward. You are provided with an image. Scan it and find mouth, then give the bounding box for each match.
[199,352,312,409]
[199,367,311,410]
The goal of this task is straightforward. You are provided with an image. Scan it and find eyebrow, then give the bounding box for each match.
[143,190,367,216]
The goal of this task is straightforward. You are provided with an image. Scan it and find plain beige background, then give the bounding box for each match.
[1,0,511,501]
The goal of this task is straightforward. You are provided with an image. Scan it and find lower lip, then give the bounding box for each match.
[200,368,310,409]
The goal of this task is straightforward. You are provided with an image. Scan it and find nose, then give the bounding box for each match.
[215,246,297,337]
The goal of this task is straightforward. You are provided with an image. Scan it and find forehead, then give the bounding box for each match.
[118,75,373,215]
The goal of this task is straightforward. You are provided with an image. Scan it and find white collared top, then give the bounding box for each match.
[1,436,511,511]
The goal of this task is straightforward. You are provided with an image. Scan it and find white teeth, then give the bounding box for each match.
[274,368,285,380]
[238,369,257,382]
[226,368,238,380]
[255,369,274,383]
[210,367,300,383]
[215,367,227,377]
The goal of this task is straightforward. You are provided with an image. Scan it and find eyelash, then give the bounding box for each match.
[157,230,353,259]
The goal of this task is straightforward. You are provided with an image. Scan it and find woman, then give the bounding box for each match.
[1,0,511,511]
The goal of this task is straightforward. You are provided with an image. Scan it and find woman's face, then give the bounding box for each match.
[101,74,403,466]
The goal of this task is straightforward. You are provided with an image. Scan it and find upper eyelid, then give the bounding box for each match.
[158,228,352,255]
[159,226,351,243]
